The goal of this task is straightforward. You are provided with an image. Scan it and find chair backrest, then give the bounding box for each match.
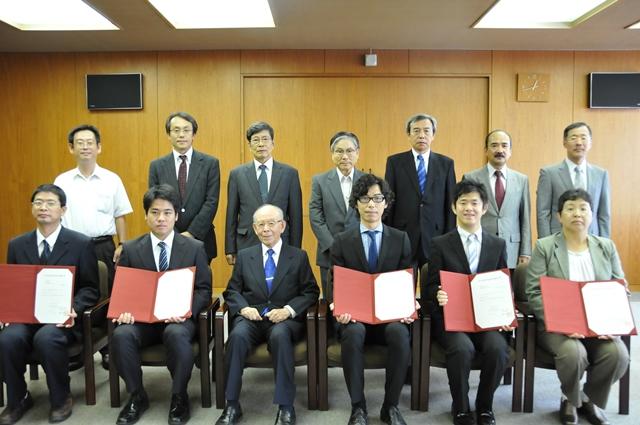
[511,262,528,304]
[97,260,109,300]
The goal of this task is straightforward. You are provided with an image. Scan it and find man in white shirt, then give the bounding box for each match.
[536,122,611,238]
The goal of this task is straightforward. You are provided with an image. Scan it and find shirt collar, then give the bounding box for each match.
[336,167,355,180]
[457,226,482,243]
[173,148,193,164]
[486,163,508,177]
[565,158,587,172]
[37,223,63,248]
[360,223,383,234]
[262,238,283,256]
[254,157,274,172]
[73,163,103,180]
[411,148,430,162]
[150,230,175,249]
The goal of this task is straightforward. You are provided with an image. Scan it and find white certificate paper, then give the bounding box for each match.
[153,268,194,320]
[582,281,635,335]
[34,268,73,324]
[374,270,415,321]
[470,270,515,329]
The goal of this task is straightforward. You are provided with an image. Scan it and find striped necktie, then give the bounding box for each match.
[158,241,169,272]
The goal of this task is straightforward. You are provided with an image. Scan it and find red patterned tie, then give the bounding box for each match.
[178,155,187,200]
[495,170,505,210]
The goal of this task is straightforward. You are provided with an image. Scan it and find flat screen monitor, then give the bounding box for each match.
[86,73,143,110]
[589,72,640,108]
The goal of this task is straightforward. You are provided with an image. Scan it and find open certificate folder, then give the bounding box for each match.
[332,266,416,324]
[440,269,516,332]
[107,266,195,323]
[540,276,636,336]
[0,264,75,325]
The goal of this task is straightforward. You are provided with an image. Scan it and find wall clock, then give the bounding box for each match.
[517,73,550,102]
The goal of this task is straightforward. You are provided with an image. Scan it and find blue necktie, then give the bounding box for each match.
[366,231,378,272]
[158,241,169,272]
[417,155,426,194]
[258,164,268,202]
[264,248,276,293]
[40,240,51,264]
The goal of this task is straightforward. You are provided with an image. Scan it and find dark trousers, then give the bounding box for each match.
[336,321,410,407]
[319,267,330,298]
[433,318,510,413]
[0,324,74,408]
[224,316,304,406]
[92,238,115,293]
[111,320,196,395]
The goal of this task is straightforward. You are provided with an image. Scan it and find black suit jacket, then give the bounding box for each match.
[225,161,303,255]
[149,150,220,260]
[118,232,212,322]
[223,243,319,322]
[385,150,456,261]
[7,226,100,333]
[423,229,507,322]
[327,224,412,303]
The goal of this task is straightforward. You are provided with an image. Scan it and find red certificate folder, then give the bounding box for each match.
[0,264,76,324]
[107,266,195,323]
[333,266,417,324]
[540,277,636,336]
[440,269,516,332]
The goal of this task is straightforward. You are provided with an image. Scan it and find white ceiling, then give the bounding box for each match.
[1,0,639,52]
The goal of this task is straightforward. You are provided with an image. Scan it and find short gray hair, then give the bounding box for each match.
[405,113,438,135]
[253,204,284,222]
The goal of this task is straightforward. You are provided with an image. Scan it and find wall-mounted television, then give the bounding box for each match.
[589,72,640,108]
[86,73,143,110]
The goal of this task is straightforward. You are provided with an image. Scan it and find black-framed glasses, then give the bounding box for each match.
[357,194,385,204]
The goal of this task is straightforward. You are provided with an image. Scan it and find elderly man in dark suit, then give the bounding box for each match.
[423,180,511,425]
[385,113,456,269]
[0,184,99,425]
[309,131,364,295]
[149,111,220,262]
[216,204,319,425]
[110,184,212,425]
[225,121,303,266]
[328,174,414,425]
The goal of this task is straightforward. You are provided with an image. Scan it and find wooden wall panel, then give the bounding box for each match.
[241,50,324,74]
[409,50,492,74]
[325,50,409,74]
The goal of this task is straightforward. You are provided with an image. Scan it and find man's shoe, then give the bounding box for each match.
[215,404,242,425]
[101,353,110,371]
[348,406,368,425]
[453,411,475,425]
[274,406,296,425]
[49,394,73,423]
[380,405,406,425]
[168,393,190,425]
[577,401,609,425]
[68,359,83,372]
[476,410,496,425]
[560,398,578,425]
[116,391,149,425]
[0,392,34,425]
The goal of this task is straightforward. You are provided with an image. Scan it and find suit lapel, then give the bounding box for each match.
[23,231,41,264]
[349,228,369,271]
[400,151,421,195]
[477,231,497,272]
[48,227,70,265]
[249,245,269,298]
[184,151,203,204]
[270,244,293,296]
[168,233,186,269]
[327,171,347,215]
[447,232,471,274]
[423,153,439,199]
[480,168,499,213]
[552,234,570,279]
[267,162,283,202]
[243,163,263,202]
[586,164,597,197]
[162,154,179,188]
[559,162,574,191]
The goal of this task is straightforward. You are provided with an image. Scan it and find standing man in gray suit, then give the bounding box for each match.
[149,111,221,263]
[225,121,303,266]
[536,122,610,238]
[309,131,364,295]
[462,129,531,269]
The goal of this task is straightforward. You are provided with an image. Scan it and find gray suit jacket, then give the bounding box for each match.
[525,233,624,329]
[308,168,364,268]
[148,150,220,260]
[536,161,610,238]
[225,160,302,255]
[463,166,532,268]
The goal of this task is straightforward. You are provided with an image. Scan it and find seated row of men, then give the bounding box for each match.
[0,176,628,425]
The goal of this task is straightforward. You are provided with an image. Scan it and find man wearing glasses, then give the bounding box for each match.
[225,121,303,266]
[149,112,221,263]
[327,174,414,425]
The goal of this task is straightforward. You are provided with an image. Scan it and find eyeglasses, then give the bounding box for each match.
[74,139,97,148]
[170,127,193,135]
[249,136,272,146]
[357,195,385,204]
[411,128,433,136]
[254,220,282,230]
[333,148,358,156]
[32,200,59,208]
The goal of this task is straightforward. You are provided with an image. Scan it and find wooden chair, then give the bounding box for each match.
[317,299,422,411]
[0,260,110,406]
[108,296,220,408]
[418,263,524,412]
[214,301,318,410]
[511,263,631,414]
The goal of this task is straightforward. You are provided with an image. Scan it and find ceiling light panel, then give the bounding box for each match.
[0,0,118,31]
[148,0,275,29]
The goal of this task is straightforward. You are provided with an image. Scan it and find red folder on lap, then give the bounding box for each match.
[540,276,636,336]
[333,266,416,324]
[0,264,75,324]
[107,266,195,323]
[441,269,516,332]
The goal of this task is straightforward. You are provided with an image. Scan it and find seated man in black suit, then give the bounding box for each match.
[328,173,415,425]
[0,184,100,425]
[110,184,212,425]
[423,180,511,425]
[216,204,319,425]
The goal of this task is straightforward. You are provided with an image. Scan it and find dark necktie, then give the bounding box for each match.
[258,164,268,202]
[158,241,169,272]
[264,248,276,293]
[366,230,378,272]
[494,170,505,210]
[178,155,187,200]
[417,155,426,194]
[40,240,51,264]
